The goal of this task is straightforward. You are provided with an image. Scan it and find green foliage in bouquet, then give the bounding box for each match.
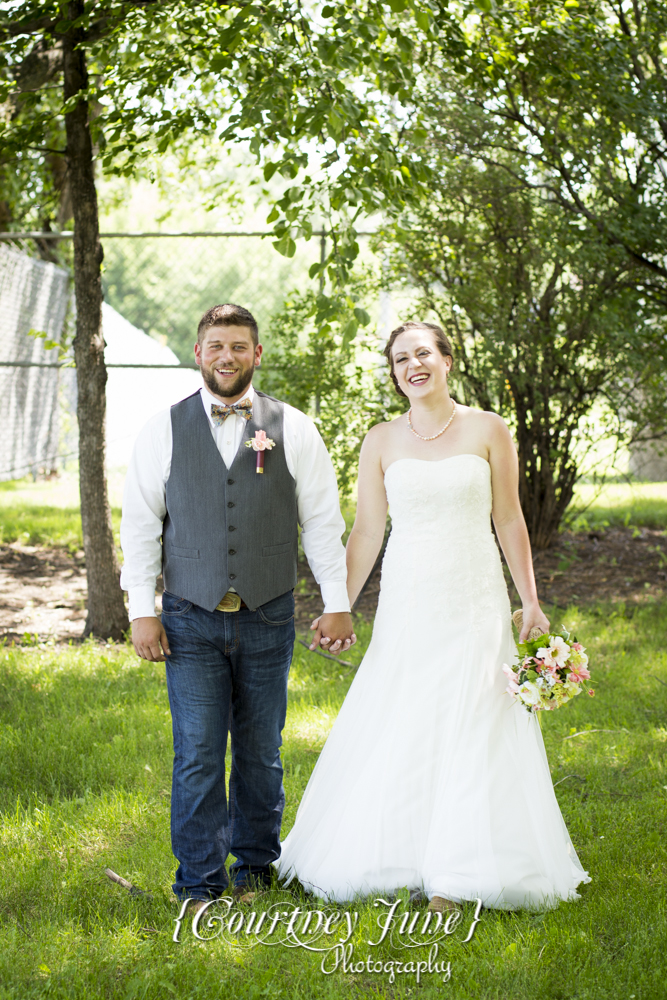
[505,627,593,714]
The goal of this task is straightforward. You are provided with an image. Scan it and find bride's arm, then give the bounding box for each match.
[487,415,550,640]
[346,428,389,607]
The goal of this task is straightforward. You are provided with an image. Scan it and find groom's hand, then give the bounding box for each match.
[132,617,172,662]
[309,613,356,655]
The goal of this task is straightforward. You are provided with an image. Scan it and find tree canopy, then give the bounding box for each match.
[4,0,667,579]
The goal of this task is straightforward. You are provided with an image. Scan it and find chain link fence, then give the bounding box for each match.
[100,232,325,363]
[0,231,360,474]
[0,243,70,480]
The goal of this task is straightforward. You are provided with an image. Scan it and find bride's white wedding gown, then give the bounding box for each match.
[277,455,590,909]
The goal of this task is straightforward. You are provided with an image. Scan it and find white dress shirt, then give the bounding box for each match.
[120,383,350,620]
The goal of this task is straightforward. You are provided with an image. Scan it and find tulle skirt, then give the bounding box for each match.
[276,595,590,909]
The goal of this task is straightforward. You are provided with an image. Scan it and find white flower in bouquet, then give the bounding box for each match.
[536,635,570,668]
[518,681,541,707]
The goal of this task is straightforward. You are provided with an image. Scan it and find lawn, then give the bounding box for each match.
[0,474,122,552]
[0,599,666,999]
[569,481,667,532]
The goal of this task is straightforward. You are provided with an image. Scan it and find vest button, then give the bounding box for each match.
[228,549,236,555]
[229,573,236,580]
[227,478,234,485]
[229,525,236,531]
[227,501,235,508]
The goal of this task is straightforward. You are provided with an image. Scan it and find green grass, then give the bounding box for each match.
[0,473,123,551]
[0,505,121,551]
[0,605,666,999]
[568,482,667,532]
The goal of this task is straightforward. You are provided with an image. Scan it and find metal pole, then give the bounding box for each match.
[319,230,326,294]
[315,230,327,418]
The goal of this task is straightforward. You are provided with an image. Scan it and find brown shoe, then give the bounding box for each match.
[230,871,272,903]
[186,898,212,915]
[235,890,258,905]
[427,896,459,914]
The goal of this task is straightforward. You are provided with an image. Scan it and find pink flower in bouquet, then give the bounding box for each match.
[536,635,569,668]
[502,663,520,693]
[572,642,584,652]
[541,658,559,677]
[567,663,591,683]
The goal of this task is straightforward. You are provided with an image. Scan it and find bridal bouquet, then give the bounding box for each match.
[503,625,594,714]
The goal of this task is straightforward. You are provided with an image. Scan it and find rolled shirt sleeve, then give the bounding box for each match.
[283,405,350,614]
[120,410,172,620]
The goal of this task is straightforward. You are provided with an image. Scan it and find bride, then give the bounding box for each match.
[277,320,590,911]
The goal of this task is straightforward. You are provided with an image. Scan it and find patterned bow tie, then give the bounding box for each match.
[210,399,253,425]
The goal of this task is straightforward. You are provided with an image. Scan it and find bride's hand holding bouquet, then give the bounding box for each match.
[504,610,594,714]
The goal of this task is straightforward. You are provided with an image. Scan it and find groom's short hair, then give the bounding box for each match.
[197,304,259,347]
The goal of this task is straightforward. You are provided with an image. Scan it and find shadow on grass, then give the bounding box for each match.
[0,605,666,998]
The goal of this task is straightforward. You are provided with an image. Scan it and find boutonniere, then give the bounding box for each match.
[246,429,275,473]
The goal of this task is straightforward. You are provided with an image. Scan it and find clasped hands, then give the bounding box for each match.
[309,612,356,655]
[132,611,357,662]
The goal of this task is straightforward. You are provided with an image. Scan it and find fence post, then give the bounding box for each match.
[315,230,326,418]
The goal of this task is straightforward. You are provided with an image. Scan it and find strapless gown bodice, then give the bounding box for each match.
[276,455,590,909]
[380,455,508,633]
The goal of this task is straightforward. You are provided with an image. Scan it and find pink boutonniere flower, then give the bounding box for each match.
[246,429,275,473]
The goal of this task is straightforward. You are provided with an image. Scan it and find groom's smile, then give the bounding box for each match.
[194,323,263,403]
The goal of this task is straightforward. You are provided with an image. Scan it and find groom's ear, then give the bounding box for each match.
[254,343,263,367]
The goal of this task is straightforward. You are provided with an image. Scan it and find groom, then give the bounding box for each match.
[120,303,354,904]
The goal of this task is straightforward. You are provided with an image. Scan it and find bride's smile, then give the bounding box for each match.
[392,331,453,405]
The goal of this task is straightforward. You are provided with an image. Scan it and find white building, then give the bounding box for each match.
[100,302,200,467]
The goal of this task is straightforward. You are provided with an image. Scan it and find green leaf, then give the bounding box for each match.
[353,307,371,326]
[474,0,492,11]
[266,205,279,223]
[341,319,359,349]
[273,235,297,258]
[321,4,335,16]
[309,262,322,279]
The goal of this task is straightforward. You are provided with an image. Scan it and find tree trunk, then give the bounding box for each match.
[62,3,129,639]
[514,406,578,550]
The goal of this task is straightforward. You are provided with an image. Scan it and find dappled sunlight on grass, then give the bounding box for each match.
[569,481,667,532]
[0,605,665,997]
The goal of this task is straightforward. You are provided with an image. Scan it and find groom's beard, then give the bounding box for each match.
[201,360,254,400]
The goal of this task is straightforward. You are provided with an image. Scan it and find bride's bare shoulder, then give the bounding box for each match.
[362,414,405,457]
[458,404,509,433]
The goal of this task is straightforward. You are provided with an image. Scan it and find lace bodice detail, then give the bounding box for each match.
[379,455,509,632]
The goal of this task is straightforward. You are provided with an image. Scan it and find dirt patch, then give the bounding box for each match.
[1,526,665,643]
[0,543,87,643]
[528,526,667,609]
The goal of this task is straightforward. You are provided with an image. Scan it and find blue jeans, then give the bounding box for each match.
[161,589,295,900]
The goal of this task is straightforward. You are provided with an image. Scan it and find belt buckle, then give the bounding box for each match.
[215,591,242,612]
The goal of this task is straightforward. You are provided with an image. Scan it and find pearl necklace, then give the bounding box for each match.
[407,401,457,441]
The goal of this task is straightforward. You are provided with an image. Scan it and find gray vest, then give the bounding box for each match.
[162,390,298,611]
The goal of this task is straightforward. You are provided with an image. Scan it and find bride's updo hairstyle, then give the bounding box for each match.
[383,321,454,397]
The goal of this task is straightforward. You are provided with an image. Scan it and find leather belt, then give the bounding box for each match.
[215,591,248,612]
